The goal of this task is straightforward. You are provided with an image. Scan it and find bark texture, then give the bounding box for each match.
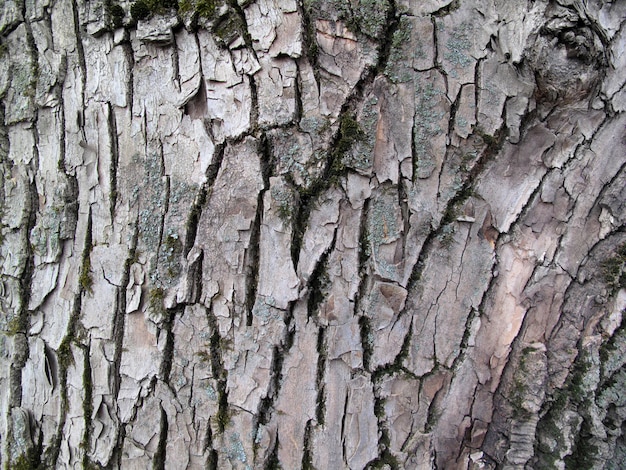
[1,0,626,468]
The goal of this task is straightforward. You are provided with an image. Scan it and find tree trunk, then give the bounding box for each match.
[1,0,626,468]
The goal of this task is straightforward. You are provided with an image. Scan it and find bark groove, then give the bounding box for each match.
[1,0,626,468]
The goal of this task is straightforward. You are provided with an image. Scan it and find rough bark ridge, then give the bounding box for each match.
[1,0,626,468]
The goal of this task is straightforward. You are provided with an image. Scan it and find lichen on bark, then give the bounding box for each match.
[1,0,626,468]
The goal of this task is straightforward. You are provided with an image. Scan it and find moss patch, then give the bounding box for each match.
[79,254,93,294]
[11,450,42,470]
[130,0,177,21]
[105,1,126,28]
[179,0,221,17]
[601,242,626,294]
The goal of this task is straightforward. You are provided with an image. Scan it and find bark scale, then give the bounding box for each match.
[1,0,626,468]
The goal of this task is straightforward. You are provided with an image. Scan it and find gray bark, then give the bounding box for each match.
[1,0,626,468]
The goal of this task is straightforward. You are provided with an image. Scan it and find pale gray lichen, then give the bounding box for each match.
[368,193,400,246]
[413,79,446,178]
[443,22,473,74]
[270,183,295,222]
[349,0,391,40]
[11,62,36,99]
[254,425,265,445]
[252,296,281,324]
[304,0,390,40]
[300,116,329,135]
[367,191,402,280]
[272,130,325,191]
[157,228,183,284]
[225,432,250,469]
[205,384,218,401]
[385,16,414,83]
[9,408,35,463]
[137,153,166,255]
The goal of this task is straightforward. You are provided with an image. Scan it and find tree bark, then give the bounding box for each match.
[1,0,626,468]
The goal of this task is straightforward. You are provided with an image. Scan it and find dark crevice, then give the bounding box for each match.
[152,147,171,288]
[306,229,337,319]
[248,73,260,130]
[584,158,626,221]
[370,0,400,76]
[298,0,320,86]
[405,119,508,293]
[424,382,447,434]
[8,127,38,445]
[564,416,599,470]
[287,120,349,268]
[47,218,93,466]
[254,302,300,463]
[264,435,280,470]
[356,197,372,296]
[293,59,304,124]
[431,14,441,69]
[183,142,226,257]
[431,0,460,18]
[114,412,129,468]
[107,224,139,467]
[371,323,414,382]
[159,306,180,382]
[205,424,218,470]
[447,85,463,137]
[184,191,205,256]
[359,316,373,372]
[259,129,275,187]
[254,345,283,440]
[107,101,120,219]
[80,342,94,469]
[112,221,139,394]
[340,387,349,464]
[70,0,87,99]
[290,190,313,267]
[56,76,68,173]
[171,31,181,87]
[153,405,168,470]
[245,135,272,326]
[207,306,229,433]
[224,0,255,48]
[215,378,229,433]
[473,58,482,125]
[245,200,262,327]
[365,391,401,470]
[449,307,480,372]
[23,17,39,116]
[254,296,298,464]
[78,209,94,295]
[302,420,315,469]
[314,326,327,426]
[291,0,403,272]
[124,38,135,117]
[20,153,38,319]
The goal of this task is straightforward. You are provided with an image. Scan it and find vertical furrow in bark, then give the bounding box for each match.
[81,341,94,468]
[3,0,626,468]
[153,404,168,470]
[184,141,225,257]
[107,101,119,218]
[206,305,229,434]
[314,325,327,427]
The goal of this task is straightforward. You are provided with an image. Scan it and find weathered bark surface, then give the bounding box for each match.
[1,0,626,468]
